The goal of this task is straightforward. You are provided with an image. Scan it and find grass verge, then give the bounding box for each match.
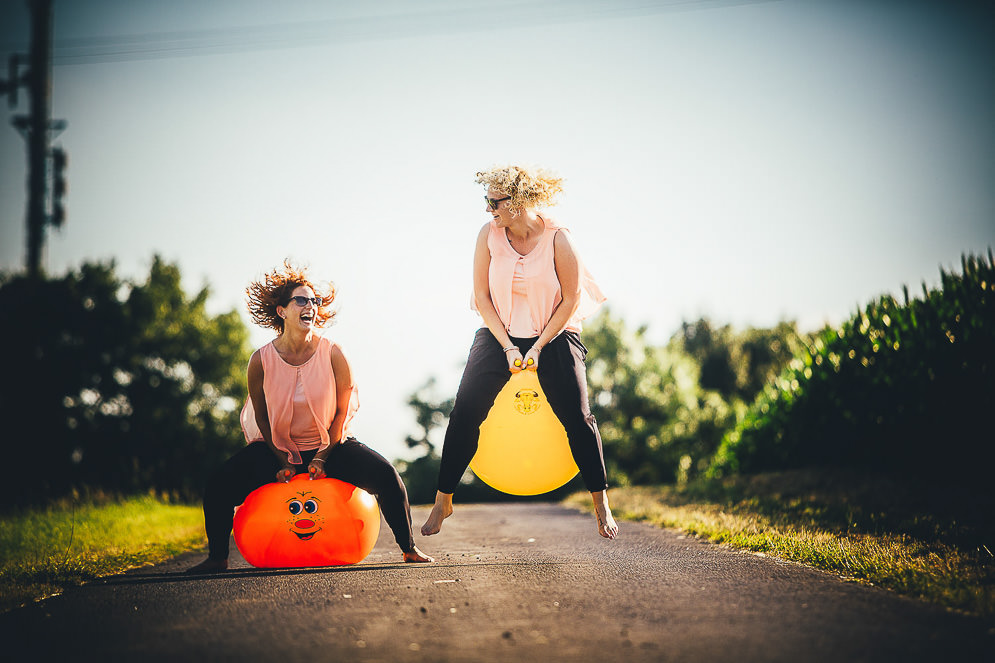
[0,495,206,613]
[566,469,994,619]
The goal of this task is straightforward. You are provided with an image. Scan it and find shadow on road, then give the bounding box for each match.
[95,559,571,588]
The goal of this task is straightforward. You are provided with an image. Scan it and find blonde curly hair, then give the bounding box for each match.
[245,260,336,333]
[475,164,564,213]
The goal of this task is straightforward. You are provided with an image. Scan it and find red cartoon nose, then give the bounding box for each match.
[295,519,315,529]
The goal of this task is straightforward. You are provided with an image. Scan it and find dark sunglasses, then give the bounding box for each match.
[485,195,511,211]
[287,295,322,307]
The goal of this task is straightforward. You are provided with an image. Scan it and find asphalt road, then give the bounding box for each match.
[2,502,992,662]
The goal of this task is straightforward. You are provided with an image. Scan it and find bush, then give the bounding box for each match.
[710,250,995,494]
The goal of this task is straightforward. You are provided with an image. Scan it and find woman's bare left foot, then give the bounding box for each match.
[403,545,434,563]
[592,490,618,539]
[420,491,454,536]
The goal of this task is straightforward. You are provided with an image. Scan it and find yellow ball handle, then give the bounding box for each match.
[514,358,522,367]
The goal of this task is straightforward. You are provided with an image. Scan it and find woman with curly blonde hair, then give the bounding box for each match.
[421,165,618,540]
[188,262,432,572]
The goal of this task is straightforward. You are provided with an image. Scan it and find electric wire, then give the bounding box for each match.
[0,0,782,66]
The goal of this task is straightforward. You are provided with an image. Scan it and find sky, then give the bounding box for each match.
[1,0,992,463]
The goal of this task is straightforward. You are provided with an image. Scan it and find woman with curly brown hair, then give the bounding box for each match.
[187,263,432,572]
[420,164,618,540]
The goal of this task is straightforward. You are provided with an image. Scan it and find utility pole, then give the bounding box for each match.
[1,0,67,278]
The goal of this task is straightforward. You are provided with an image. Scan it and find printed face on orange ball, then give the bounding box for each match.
[233,475,380,568]
[285,490,324,541]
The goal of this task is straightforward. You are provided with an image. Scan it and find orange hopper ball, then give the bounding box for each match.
[233,474,380,568]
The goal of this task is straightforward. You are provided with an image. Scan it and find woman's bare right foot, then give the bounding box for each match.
[420,491,454,536]
[185,557,228,574]
[403,545,435,563]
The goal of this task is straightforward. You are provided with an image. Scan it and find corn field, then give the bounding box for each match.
[709,250,995,491]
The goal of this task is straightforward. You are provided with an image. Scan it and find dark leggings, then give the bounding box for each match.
[203,438,416,560]
[437,328,609,494]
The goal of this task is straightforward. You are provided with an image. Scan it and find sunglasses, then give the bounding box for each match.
[485,195,511,211]
[287,296,322,307]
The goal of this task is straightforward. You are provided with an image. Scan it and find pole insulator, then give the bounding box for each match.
[50,146,67,228]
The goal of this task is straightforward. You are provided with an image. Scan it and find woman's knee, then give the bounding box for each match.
[378,462,407,494]
[447,405,488,435]
[344,448,406,496]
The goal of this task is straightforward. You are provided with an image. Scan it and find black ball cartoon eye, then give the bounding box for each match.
[304,499,318,514]
[288,500,303,515]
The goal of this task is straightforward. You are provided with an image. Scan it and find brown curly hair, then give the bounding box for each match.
[475,164,564,213]
[245,260,336,333]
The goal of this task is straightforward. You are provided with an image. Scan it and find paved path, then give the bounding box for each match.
[2,502,991,662]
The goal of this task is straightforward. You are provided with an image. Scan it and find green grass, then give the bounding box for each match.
[567,469,994,618]
[0,495,206,613]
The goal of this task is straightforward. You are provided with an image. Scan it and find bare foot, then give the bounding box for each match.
[185,557,228,574]
[420,491,454,536]
[592,490,618,539]
[403,545,435,563]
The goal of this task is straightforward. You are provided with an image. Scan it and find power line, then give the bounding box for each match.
[1,0,782,66]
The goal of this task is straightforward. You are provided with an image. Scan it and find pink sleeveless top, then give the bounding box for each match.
[239,335,359,465]
[291,376,322,448]
[472,215,606,336]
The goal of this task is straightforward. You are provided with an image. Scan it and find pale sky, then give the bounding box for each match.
[2,0,992,463]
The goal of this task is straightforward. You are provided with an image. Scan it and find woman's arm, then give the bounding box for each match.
[473,223,524,371]
[524,229,581,368]
[248,350,295,481]
[309,342,354,478]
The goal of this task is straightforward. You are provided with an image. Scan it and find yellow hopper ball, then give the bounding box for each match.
[470,370,579,495]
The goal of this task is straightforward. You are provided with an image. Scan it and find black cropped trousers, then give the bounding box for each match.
[203,438,415,560]
[437,328,609,495]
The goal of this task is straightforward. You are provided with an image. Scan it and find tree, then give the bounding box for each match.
[584,309,714,485]
[585,310,804,485]
[396,378,453,505]
[0,257,251,507]
[673,318,807,403]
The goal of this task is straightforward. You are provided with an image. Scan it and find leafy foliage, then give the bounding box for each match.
[396,378,453,505]
[0,258,251,507]
[710,251,995,494]
[674,318,808,401]
[584,310,805,485]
